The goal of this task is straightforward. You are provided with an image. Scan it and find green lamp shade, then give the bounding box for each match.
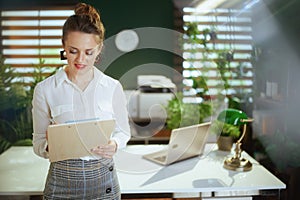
[217,108,248,126]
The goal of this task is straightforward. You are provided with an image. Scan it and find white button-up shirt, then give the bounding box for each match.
[32,66,131,159]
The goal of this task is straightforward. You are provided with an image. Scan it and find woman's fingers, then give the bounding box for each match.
[91,140,117,158]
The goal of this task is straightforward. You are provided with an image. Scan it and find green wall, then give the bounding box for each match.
[84,0,174,37]
[84,0,175,89]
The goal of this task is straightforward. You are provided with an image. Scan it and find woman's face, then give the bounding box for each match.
[63,31,101,73]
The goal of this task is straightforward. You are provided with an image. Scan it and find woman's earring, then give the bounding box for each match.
[60,50,67,60]
[95,55,101,64]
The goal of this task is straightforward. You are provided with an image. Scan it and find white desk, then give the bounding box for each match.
[0,145,286,199]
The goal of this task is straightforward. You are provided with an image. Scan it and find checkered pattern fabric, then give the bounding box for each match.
[43,158,120,200]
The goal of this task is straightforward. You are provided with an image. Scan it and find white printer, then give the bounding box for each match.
[125,75,176,120]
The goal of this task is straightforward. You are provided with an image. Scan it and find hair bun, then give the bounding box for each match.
[74,3,100,22]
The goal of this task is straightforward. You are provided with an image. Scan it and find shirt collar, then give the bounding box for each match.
[54,66,107,87]
[93,67,107,86]
[54,66,68,87]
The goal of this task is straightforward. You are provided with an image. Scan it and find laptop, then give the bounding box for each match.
[143,122,211,165]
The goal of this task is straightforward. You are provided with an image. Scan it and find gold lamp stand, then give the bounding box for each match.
[223,119,253,172]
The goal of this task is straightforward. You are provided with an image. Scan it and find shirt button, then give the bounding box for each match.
[109,166,114,171]
[106,188,111,193]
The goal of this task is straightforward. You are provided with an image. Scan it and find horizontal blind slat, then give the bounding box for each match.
[1,16,69,20]
[184,11,250,17]
[2,26,63,30]
[10,64,62,68]
[181,7,253,97]
[5,55,60,58]
[1,8,72,85]
[1,36,62,39]
[2,45,62,49]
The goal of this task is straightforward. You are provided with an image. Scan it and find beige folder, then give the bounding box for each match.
[47,119,115,162]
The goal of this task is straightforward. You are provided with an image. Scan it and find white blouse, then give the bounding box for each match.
[32,66,131,159]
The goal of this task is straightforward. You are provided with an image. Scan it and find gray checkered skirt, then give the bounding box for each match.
[43,158,120,200]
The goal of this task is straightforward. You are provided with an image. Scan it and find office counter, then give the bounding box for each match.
[0,144,285,199]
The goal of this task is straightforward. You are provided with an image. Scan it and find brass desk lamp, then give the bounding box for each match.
[217,109,254,172]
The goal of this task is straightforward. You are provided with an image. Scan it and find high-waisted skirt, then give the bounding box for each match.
[43,158,120,200]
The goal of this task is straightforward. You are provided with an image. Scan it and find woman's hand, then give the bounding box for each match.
[91,140,117,159]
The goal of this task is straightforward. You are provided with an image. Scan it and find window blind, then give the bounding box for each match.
[0,8,73,84]
[180,7,253,100]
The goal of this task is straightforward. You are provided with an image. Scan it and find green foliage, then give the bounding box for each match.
[191,75,209,98]
[165,23,221,130]
[0,55,32,154]
[0,55,56,154]
[215,51,232,91]
[210,120,241,138]
[186,22,200,41]
[165,93,213,130]
[184,22,245,110]
[13,138,33,146]
[185,22,211,48]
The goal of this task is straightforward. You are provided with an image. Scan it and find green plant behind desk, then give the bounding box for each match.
[0,56,56,154]
[210,120,241,138]
[165,93,212,130]
[184,22,250,110]
[0,55,32,153]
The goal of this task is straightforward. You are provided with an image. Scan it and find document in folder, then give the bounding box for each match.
[47,119,115,162]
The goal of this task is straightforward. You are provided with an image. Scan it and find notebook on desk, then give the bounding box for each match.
[47,119,115,162]
[142,122,211,165]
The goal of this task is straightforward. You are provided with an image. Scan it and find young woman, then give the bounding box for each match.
[32,3,131,199]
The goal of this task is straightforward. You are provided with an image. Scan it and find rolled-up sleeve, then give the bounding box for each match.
[32,83,50,158]
[111,82,131,149]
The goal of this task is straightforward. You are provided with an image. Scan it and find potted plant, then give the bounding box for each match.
[210,108,249,151]
[210,120,241,151]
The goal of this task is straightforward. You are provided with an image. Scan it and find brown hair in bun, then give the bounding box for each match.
[62,2,105,44]
[74,3,100,23]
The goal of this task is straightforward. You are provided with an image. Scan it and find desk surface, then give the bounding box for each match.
[0,144,286,198]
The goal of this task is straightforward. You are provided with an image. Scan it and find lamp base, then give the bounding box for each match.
[223,157,252,172]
